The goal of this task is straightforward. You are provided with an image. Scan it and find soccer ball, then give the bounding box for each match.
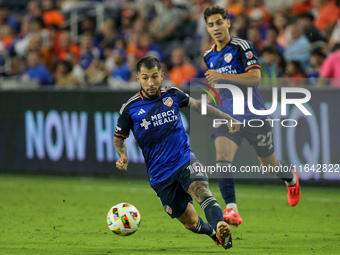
[107,202,141,236]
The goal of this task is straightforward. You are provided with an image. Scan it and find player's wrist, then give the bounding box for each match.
[120,153,128,159]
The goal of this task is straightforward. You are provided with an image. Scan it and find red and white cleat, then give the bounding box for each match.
[223,208,243,227]
[287,169,301,206]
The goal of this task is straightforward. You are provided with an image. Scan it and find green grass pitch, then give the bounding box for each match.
[0,174,339,255]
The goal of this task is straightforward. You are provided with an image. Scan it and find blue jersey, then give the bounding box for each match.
[114,87,192,187]
[204,37,266,121]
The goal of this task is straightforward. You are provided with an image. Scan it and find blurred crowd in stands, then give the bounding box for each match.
[0,0,340,88]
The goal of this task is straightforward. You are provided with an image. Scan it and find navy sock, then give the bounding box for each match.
[190,216,215,236]
[200,196,224,231]
[217,161,236,205]
[274,160,293,182]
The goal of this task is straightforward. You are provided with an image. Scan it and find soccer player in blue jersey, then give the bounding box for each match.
[202,6,301,226]
[114,56,241,249]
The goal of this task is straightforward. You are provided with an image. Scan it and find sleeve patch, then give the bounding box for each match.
[245,51,253,59]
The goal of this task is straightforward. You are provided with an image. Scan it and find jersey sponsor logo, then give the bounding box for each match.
[216,65,237,74]
[164,205,172,214]
[138,108,146,115]
[151,110,178,127]
[163,97,173,107]
[245,51,253,59]
[115,126,122,132]
[210,62,213,68]
[224,53,233,63]
[140,110,178,130]
[140,118,151,130]
[247,60,257,66]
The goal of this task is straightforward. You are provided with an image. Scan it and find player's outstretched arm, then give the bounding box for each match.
[188,97,241,134]
[113,137,128,171]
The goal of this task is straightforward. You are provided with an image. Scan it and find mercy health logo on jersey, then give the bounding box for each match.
[200,84,312,128]
[140,118,151,130]
[140,110,178,130]
[224,53,232,63]
[216,64,237,74]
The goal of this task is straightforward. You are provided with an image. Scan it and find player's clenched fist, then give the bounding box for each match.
[204,69,223,85]
[228,120,241,134]
[116,154,128,171]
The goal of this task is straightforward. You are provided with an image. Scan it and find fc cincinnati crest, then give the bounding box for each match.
[163,97,173,107]
[224,53,232,63]
[164,205,172,214]
[245,51,253,59]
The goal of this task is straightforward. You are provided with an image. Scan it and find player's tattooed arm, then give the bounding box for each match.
[113,137,128,171]
[114,137,127,156]
[188,97,230,119]
[188,180,212,204]
[188,97,241,133]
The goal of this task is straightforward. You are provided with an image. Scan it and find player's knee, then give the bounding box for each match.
[184,222,197,231]
[183,218,198,231]
[216,151,233,161]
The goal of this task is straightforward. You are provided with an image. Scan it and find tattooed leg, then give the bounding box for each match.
[188,181,224,231]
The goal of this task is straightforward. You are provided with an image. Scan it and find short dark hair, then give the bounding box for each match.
[31,17,45,28]
[311,47,326,59]
[204,6,228,23]
[261,46,278,55]
[267,25,279,35]
[289,61,302,72]
[58,60,73,73]
[136,56,162,73]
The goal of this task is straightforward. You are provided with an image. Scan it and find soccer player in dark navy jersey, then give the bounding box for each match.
[114,56,241,249]
[202,6,301,226]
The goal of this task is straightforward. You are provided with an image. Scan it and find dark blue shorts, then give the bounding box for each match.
[212,117,275,158]
[152,159,208,219]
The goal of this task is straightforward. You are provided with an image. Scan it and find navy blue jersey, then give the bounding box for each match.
[114,87,192,187]
[204,37,266,121]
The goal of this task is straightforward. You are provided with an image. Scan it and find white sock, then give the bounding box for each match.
[226,203,238,213]
[285,173,297,186]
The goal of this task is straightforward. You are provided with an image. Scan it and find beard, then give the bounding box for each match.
[140,86,161,100]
